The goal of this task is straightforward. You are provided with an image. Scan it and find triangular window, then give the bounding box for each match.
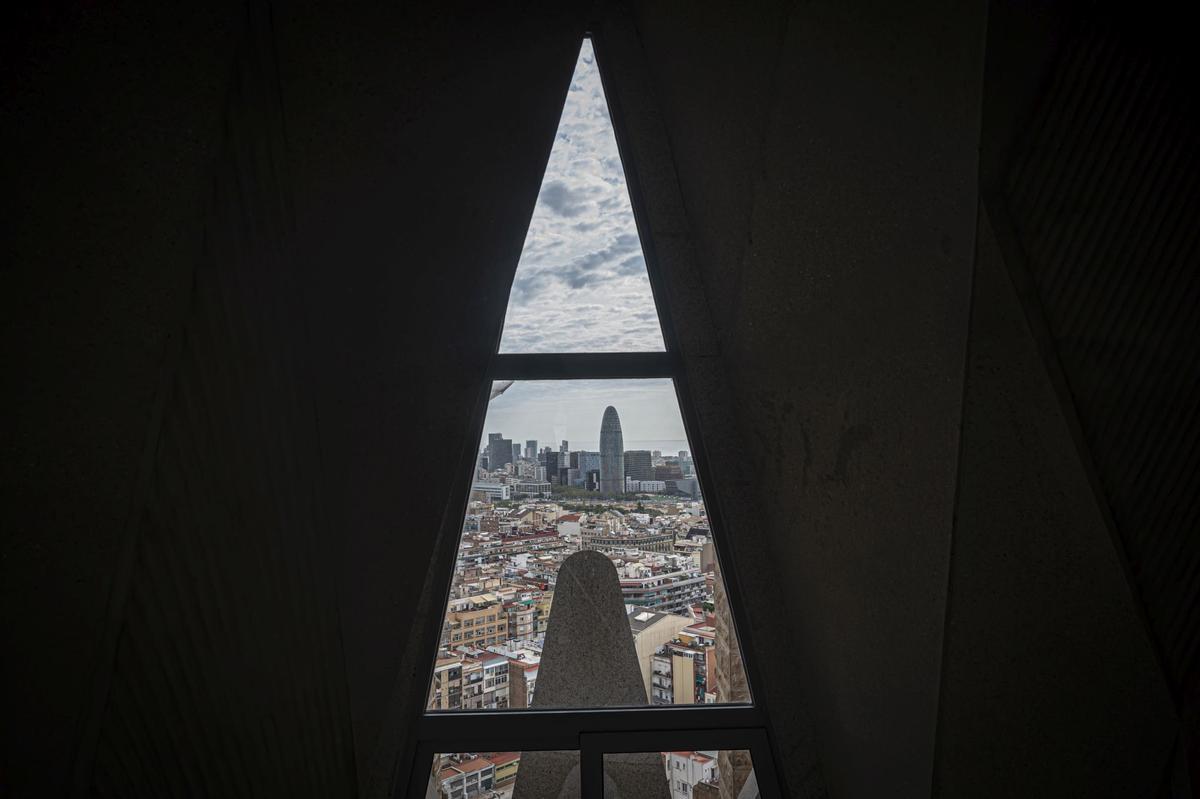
[499,40,664,354]
[412,36,778,799]
[431,378,751,713]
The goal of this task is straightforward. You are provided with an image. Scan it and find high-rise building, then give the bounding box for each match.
[599,406,625,494]
[624,449,653,481]
[429,656,464,710]
[654,461,683,481]
[525,439,537,460]
[650,635,714,705]
[620,567,706,614]
[511,442,521,462]
[506,651,540,708]
[541,450,560,483]
[487,434,513,470]
[628,610,692,701]
[575,451,601,489]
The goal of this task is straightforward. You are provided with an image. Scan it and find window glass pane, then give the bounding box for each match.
[602,751,756,799]
[498,39,665,354]
[426,380,750,711]
[429,751,577,799]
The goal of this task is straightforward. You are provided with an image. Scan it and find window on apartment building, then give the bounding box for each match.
[411,34,779,799]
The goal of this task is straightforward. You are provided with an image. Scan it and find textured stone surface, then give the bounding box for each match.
[737,771,759,799]
[270,3,593,791]
[612,1,985,795]
[5,3,592,797]
[530,551,648,708]
[1,4,241,795]
[604,752,676,798]
[4,2,1188,798]
[930,207,1177,796]
[514,551,667,799]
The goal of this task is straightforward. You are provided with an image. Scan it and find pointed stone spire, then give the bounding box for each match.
[513,551,668,798]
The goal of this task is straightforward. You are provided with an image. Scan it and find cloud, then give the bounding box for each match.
[557,233,642,289]
[538,180,591,217]
[617,255,646,276]
[498,40,663,354]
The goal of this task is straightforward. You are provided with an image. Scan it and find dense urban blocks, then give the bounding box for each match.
[431,386,753,795]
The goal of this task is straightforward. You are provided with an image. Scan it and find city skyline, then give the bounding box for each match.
[480,379,690,454]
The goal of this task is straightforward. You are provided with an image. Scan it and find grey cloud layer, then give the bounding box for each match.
[498,40,664,354]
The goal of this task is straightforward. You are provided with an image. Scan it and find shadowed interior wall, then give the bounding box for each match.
[2,5,242,795]
[997,14,1200,774]
[978,1,1199,787]
[86,6,356,794]
[931,206,1176,796]
[3,1,1193,798]
[4,2,591,797]
[619,2,985,795]
[269,3,590,793]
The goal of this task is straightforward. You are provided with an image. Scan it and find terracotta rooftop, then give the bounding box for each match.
[487,752,521,765]
[667,751,714,764]
[450,757,494,774]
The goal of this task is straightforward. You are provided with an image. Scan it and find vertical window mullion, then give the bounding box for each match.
[580,737,603,799]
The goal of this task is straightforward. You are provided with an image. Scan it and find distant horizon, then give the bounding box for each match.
[479,379,689,456]
[480,438,690,456]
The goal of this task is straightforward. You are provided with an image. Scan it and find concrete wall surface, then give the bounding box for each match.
[931,207,1177,797]
[617,1,983,795]
[2,1,1186,798]
[2,4,243,795]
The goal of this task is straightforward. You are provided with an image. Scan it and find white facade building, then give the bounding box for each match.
[471,481,511,501]
[513,480,552,498]
[663,750,718,799]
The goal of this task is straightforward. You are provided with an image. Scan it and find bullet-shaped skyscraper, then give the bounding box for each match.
[599,406,625,494]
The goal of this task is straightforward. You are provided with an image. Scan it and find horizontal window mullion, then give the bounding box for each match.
[419,732,579,753]
[419,704,765,747]
[581,726,765,754]
[489,351,677,380]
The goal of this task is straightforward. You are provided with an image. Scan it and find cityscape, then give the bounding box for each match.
[428,398,752,799]
[431,36,750,799]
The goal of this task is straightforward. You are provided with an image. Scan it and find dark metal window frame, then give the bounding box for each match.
[401,28,784,799]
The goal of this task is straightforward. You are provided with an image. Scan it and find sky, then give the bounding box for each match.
[497,39,665,354]
[485,43,680,453]
[482,380,690,454]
